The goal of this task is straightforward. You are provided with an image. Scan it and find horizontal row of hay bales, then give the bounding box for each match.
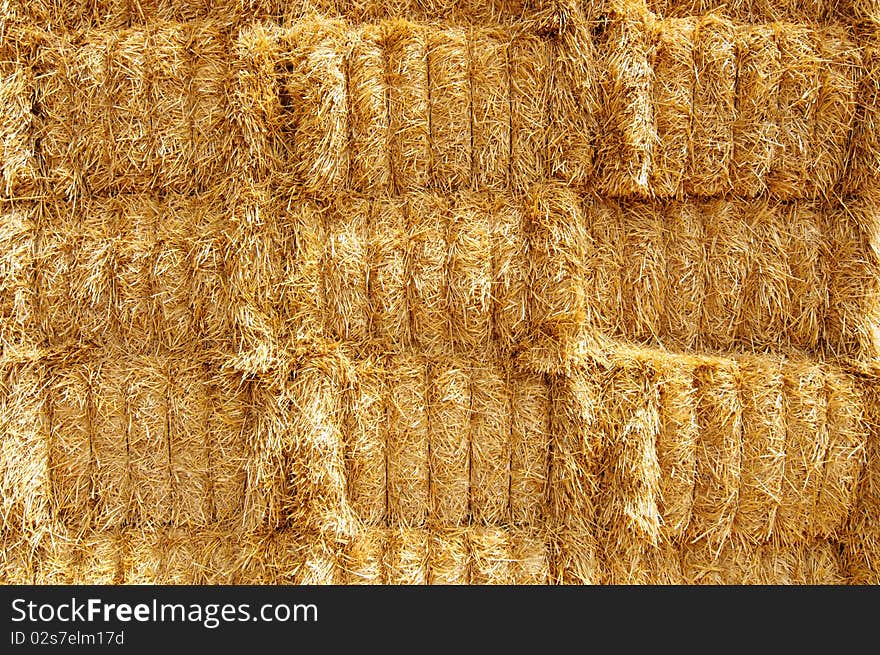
[1,345,876,560]
[2,13,879,201]
[0,526,866,584]
[4,189,877,365]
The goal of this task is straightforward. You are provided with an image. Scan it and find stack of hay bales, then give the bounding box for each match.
[1,0,878,584]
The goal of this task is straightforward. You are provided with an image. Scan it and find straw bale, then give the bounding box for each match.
[812,370,866,539]
[40,531,121,585]
[733,355,786,544]
[406,193,449,354]
[621,200,666,344]
[244,378,289,531]
[297,539,342,585]
[89,359,130,531]
[429,528,469,584]
[447,194,493,353]
[548,10,597,187]
[776,361,827,545]
[731,24,780,198]
[345,360,387,526]
[844,533,880,584]
[600,357,662,545]
[469,28,510,189]
[585,197,624,340]
[284,20,350,195]
[47,361,94,534]
[510,529,551,584]
[809,26,858,199]
[649,17,695,199]
[427,362,471,525]
[509,370,551,526]
[164,530,240,585]
[767,24,820,200]
[0,361,49,540]
[655,355,697,541]
[469,526,511,584]
[824,198,880,362]
[778,202,825,353]
[529,184,590,341]
[702,199,749,353]
[385,527,429,584]
[0,537,37,583]
[386,21,431,192]
[288,198,329,346]
[491,196,530,349]
[428,27,471,191]
[235,531,306,584]
[0,203,37,356]
[803,540,846,585]
[845,35,880,195]
[596,10,654,197]
[343,529,385,584]
[509,34,550,191]
[386,355,430,527]
[368,197,409,348]
[551,528,600,584]
[288,355,354,540]
[470,361,510,524]
[226,190,290,373]
[661,201,705,351]
[324,196,371,344]
[205,370,248,528]
[550,371,603,531]
[687,14,735,197]
[0,65,39,200]
[601,541,683,585]
[689,360,742,552]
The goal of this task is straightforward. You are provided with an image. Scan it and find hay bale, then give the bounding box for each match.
[0,361,49,541]
[509,370,551,526]
[386,355,429,527]
[767,24,820,200]
[0,65,39,200]
[323,196,371,344]
[776,361,827,545]
[779,202,825,353]
[205,370,248,528]
[733,355,786,544]
[689,359,742,552]
[824,197,880,362]
[585,197,624,341]
[809,26,858,198]
[845,34,880,195]
[655,355,697,542]
[0,203,37,357]
[551,528,600,584]
[470,361,510,525]
[385,527,428,584]
[297,539,342,585]
[509,34,550,191]
[621,200,666,344]
[661,201,705,352]
[702,199,749,353]
[600,356,662,545]
[528,184,590,341]
[510,529,551,584]
[406,193,449,354]
[0,537,37,583]
[447,194,493,353]
[687,14,735,197]
[812,370,866,539]
[731,24,780,197]
[345,360,387,527]
[428,27,471,191]
[343,528,385,584]
[429,528,469,584]
[649,17,695,198]
[47,361,93,533]
[548,13,597,187]
[349,25,392,194]
[596,10,654,197]
[368,197,409,349]
[427,361,470,525]
[386,20,431,192]
[39,531,121,584]
[550,371,603,531]
[492,196,530,349]
[235,531,306,584]
[601,541,684,585]
[469,526,511,584]
[286,198,327,345]
[243,377,288,531]
[284,19,350,195]
[470,28,510,189]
